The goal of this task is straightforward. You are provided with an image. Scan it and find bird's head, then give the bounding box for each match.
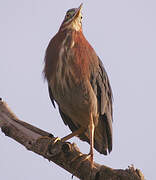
[59,4,83,31]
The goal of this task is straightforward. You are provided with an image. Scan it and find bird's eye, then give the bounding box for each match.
[66,14,70,18]
[81,16,83,19]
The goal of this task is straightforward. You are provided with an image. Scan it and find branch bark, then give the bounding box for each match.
[0,99,145,180]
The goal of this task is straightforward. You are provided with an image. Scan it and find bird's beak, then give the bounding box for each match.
[77,3,83,13]
[73,3,83,20]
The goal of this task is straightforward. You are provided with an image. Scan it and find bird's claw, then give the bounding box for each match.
[53,137,61,144]
[71,153,95,171]
[36,136,62,157]
[36,136,60,143]
[70,153,95,178]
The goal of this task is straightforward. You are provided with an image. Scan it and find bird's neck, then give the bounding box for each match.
[59,21,82,32]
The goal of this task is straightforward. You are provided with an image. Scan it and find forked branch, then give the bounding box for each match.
[0,99,145,180]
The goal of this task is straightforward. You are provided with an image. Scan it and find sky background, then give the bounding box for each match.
[0,0,156,179]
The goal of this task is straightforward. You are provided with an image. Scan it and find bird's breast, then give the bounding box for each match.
[54,31,89,89]
[49,30,98,126]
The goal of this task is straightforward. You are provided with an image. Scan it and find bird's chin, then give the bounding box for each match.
[70,20,82,31]
[60,20,82,32]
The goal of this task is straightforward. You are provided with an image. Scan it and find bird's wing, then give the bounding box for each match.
[97,57,113,118]
[90,57,113,154]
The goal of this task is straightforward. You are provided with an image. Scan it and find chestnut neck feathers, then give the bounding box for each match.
[44,29,98,84]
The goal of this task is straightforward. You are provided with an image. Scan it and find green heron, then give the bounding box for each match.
[43,4,113,166]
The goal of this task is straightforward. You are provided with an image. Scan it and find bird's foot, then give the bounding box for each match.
[53,137,61,143]
[71,152,95,170]
[36,136,61,156]
[36,135,61,143]
[81,153,94,168]
[70,152,96,178]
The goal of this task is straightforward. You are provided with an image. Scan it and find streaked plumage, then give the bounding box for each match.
[44,4,113,163]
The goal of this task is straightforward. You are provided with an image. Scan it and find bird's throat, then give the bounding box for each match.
[70,20,81,31]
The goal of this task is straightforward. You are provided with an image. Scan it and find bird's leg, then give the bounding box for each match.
[61,127,85,142]
[35,128,85,159]
[77,113,95,167]
[36,127,85,146]
[71,114,95,169]
[88,113,95,167]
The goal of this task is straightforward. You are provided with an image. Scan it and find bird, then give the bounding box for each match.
[43,4,113,166]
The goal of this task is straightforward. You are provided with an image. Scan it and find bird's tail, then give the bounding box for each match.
[78,114,112,155]
[93,115,112,155]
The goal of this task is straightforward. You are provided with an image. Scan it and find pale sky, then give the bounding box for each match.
[0,1,156,180]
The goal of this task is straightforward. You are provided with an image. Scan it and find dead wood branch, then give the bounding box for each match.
[0,99,145,180]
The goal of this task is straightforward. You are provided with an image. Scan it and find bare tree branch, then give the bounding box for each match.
[0,99,145,180]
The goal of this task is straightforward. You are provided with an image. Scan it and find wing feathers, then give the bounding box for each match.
[90,57,113,154]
